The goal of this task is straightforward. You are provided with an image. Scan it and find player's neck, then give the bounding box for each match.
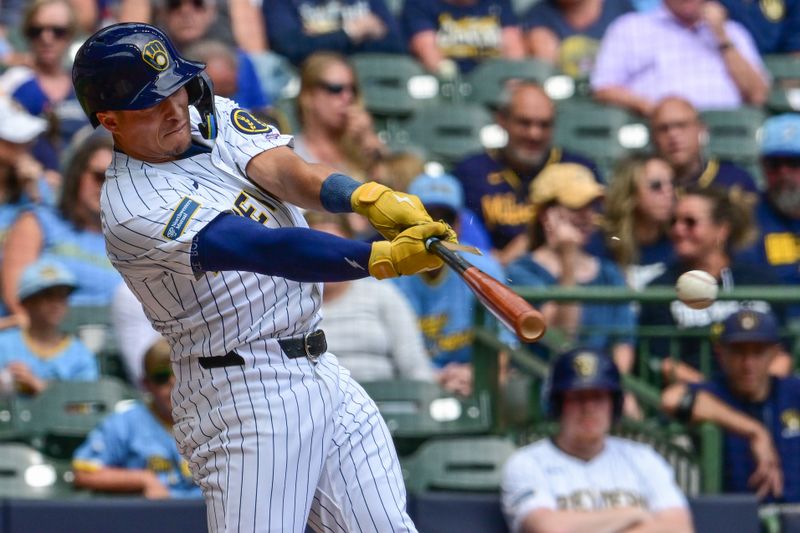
[553,434,605,462]
[673,157,704,185]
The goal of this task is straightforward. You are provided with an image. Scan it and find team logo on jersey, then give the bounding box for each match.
[163,197,201,240]
[573,352,598,378]
[231,109,274,135]
[142,40,170,72]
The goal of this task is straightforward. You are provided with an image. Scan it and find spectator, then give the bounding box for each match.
[502,348,693,533]
[294,52,386,180]
[72,339,202,499]
[453,82,601,266]
[157,0,271,111]
[507,163,636,378]
[661,309,789,502]
[738,114,800,319]
[262,0,405,66]
[639,185,788,384]
[110,283,161,387]
[591,0,769,114]
[0,0,89,171]
[603,153,676,290]
[2,135,122,319]
[393,173,506,396]
[522,0,633,78]
[402,0,525,76]
[650,97,759,198]
[368,150,426,193]
[719,0,800,55]
[0,259,98,396]
[305,212,435,384]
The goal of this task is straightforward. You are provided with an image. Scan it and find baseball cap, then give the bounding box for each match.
[530,163,604,208]
[17,259,77,302]
[718,309,780,344]
[408,173,464,212]
[0,95,48,144]
[760,114,800,158]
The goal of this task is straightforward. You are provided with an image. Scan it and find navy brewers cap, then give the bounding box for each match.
[718,309,780,344]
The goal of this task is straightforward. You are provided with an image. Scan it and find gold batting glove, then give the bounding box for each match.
[351,182,437,240]
[368,221,453,280]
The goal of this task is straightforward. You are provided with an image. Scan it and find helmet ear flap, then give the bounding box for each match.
[187,72,217,140]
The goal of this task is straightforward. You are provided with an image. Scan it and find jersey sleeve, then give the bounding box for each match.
[501,447,558,533]
[72,412,130,471]
[635,445,688,512]
[212,96,293,174]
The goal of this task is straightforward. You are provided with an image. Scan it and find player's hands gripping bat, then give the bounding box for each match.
[426,238,546,343]
[369,222,452,279]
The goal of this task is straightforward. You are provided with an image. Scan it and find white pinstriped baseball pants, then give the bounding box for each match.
[172,340,417,532]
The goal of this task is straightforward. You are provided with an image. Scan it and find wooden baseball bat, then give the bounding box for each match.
[426,238,547,343]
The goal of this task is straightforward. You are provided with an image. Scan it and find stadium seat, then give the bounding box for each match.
[273,98,300,135]
[700,107,765,167]
[463,58,556,109]
[764,54,800,113]
[361,380,493,456]
[688,494,760,533]
[400,103,496,167]
[402,436,517,493]
[27,378,138,459]
[0,443,74,499]
[409,491,507,533]
[351,53,439,117]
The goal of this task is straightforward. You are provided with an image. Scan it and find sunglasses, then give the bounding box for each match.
[670,215,700,229]
[646,179,672,193]
[25,25,70,40]
[86,169,106,183]
[166,0,205,10]
[318,82,358,96]
[763,156,800,171]
[148,369,173,386]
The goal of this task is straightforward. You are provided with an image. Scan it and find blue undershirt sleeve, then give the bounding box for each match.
[192,213,372,282]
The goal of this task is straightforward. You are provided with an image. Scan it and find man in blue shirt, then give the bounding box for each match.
[719,0,800,54]
[662,309,794,502]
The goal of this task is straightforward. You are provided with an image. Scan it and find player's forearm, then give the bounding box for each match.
[593,87,654,117]
[73,467,157,494]
[410,32,446,73]
[245,146,336,210]
[523,507,648,533]
[719,45,768,105]
[662,384,764,439]
[624,508,693,533]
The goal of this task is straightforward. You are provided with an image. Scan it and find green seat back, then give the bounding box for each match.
[764,54,800,113]
[700,107,765,166]
[464,58,556,109]
[0,443,74,498]
[403,436,517,494]
[351,53,437,117]
[403,103,495,167]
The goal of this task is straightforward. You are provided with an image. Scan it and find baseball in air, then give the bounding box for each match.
[676,270,718,310]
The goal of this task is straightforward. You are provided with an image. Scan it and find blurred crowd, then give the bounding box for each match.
[0,0,796,513]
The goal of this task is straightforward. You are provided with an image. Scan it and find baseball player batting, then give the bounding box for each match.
[72,23,456,532]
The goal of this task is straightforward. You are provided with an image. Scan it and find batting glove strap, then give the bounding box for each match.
[368,222,451,279]
[351,182,434,240]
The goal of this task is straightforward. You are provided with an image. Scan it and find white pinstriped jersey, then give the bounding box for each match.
[501,437,688,533]
[100,96,322,360]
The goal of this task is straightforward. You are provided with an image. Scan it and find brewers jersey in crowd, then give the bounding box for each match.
[501,437,687,533]
[100,96,321,360]
[73,401,201,498]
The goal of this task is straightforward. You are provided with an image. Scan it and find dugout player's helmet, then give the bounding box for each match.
[542,347,623,420]
[72,23,217,139]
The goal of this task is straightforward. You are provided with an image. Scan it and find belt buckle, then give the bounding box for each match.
[303,332,319,363]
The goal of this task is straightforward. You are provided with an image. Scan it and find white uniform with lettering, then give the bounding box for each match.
[100,96,415,532]
[501,436,688,533]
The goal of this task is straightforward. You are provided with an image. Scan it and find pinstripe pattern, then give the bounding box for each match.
[102,96,416,532]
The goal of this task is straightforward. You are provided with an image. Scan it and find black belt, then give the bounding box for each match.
[197,330,327,369]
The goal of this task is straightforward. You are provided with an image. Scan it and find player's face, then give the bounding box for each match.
[78,147,111,218]
[664,0,704,23]
[26,1,73,68]
[102,87,192,163]
[145,369,175,420]
[635,158,675,224]
[559,389,613,441]
[308,62,358,132]
[763,155,800,219]
[499,87,555,168]
[719,342,777,401]
[651,102,703,171]
[670,195,728,263]
[20,286,71,330]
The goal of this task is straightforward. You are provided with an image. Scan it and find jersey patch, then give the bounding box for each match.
[163,197,201,240]
[230,108,274,135]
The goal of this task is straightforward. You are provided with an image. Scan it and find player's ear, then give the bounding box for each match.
[96,111,119,133]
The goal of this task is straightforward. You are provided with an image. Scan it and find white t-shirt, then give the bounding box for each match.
[501,436,688,533]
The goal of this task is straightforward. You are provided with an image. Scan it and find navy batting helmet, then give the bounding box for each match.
[72,23,217,139]
[542,347,623,420]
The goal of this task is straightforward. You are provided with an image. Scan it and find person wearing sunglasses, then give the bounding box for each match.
[603,154,676,291]
[650,97,758,200]
[294,51,386,182]
[73,339,202,499]
[639,185,790,384]
[737,114,800,320]
[0,0,86,173]
[2,134,123,322]
[0,259,98,397]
